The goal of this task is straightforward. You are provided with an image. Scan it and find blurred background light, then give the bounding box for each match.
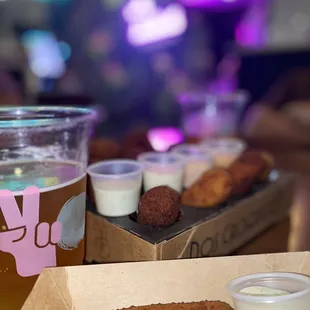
[58,41,72,61]
[125,0,188,46]
[147,127,184,151]
[87,29,114,56]
[102,0,125,10]
[181,0,245,8]
[33,0,72,4]
[21,30,65,78]
[122,0,156,23]
[235,0,268,48]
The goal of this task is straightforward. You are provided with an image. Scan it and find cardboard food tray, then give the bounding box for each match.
[23,252,310,310]
[86,173,294,263]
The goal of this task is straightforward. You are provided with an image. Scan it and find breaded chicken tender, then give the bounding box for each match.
[228,151,267,195]
[121,300,233,309]
[181,168,233,207]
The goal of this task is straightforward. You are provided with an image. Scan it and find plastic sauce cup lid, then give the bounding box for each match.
[200,138,246,153]
[227,272,310,304]
[137,152,185,168]
[87,159,143,180]
[170,144,213,162]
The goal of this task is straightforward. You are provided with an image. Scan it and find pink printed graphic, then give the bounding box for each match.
[0,186,62,277]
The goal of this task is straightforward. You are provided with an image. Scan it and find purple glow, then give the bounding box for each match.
[181,0,251,10]
[123,0,188,46]
[148,127,184,152]
[122,0,156,23]
[182,0,239,7]
[235,0,268,47]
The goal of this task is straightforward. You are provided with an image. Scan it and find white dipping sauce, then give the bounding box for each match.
[211,151,241,168]
[239,286,289,296]
[228,272,310,310]
[234,286,310,310]
[92,178,142,217]
[184,160,212,188]
[143,169,183,193]
[170,144,213,188]
[200,138,246,168]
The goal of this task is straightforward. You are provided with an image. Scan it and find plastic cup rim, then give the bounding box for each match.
[0,106,96,129]
[200,138,246,153]
[87,159,143,180]
[226,272,310,304]
[137,151,185,168]
[170,144,214,162]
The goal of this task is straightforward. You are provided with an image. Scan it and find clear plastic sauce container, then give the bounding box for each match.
[137,152,185,193]
[227,272,310,310]
[170,144,213,188]
[87,160,143,217]
[200,138,246,168]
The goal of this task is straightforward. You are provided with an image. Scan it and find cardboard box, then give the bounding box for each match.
[85,174,294,263]
[23,252,310,309]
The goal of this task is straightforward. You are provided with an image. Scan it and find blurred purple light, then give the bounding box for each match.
[181,0,247,9]
[122,0,156,23]
[123,0,188,46]
[148,127,184,152]
[235,0,268,47]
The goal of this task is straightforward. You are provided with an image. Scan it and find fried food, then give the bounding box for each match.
[121,300,233,309]
[228,151,267,195]
[181,168,233,207]
[138,186,180,226]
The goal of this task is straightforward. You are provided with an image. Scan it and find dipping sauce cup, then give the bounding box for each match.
[87,160,143,217]
[200,137,246,168]
[170,144,213,188]
[137,152,185,193]
[227,272,310,310]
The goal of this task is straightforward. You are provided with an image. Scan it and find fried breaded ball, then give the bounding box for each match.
[138,186,180,226]
[181,168,233,208]
[121,300,233,310]
[228,150,267,195]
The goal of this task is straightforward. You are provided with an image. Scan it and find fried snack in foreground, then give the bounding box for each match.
[181,168,233,207]
[228,151,267,195]
[122,300,234,310]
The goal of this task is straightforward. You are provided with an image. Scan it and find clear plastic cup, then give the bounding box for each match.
[227,272,310,310]
[87,160,143,217]
[137,152,185,192]
[200,137,246,168]
[178,90,249,138]
[170,144,214,188]
[0,106,95,309]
